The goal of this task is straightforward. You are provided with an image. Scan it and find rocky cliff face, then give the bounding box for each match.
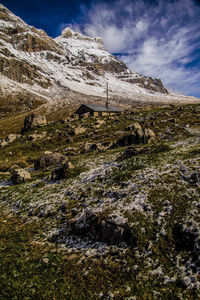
[0,3,170,109]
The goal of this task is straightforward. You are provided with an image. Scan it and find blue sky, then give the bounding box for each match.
[2,0,200,97]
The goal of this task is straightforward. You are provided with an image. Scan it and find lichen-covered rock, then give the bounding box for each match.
[97,119,106,126]
[6,133,21,143]
[85,143,98,152]
[135,129,144,142]
[10,168,31,184]
[69,212,136,246]
[0,140,8,148]
[28,132,46,141]
[125,122,142,131]
[74,127,86,135]
[126,76,168,94]
[97,141,113,151]
[115,133,138,147]
[50,160,74,181]
[115,127,155,147]
[23,114,47,131]
[0,134,21,148]
[144,128,156,144]
[34,153,67,170]
[0,57,51,87]
[118,147,141,160]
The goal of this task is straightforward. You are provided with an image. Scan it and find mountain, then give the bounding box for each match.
[0,4,200,297]
[0,3,198,118]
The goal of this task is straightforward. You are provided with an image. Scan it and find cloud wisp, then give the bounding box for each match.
[66,0,200,97]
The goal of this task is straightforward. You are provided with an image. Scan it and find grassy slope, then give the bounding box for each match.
[0,103,199,299]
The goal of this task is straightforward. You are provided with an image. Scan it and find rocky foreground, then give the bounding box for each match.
[0,103,199,299]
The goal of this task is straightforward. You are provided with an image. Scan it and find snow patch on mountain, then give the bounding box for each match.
[0,3,199,106]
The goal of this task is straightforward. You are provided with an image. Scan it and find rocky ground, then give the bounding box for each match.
[0,103,199,299]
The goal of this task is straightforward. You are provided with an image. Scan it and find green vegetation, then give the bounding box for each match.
[0,102,199,299]
[0,210,199,299]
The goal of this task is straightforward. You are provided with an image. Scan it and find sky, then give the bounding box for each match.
[1,0,200,97]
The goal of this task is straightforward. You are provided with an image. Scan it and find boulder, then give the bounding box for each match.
[144,128,156,144]
[115,133,137,147]
[97,142,113,151]
[51,160,74,181]
[97,119,106,126]
[9,164,20,172]
[70,212,136,246]
[64,147,78,156]
[0,140,8,148]
[118,147,141,160]
[44,151,52,155]
[23,114,47,131]
[85,143,98,152]
[182,171,200,186]
[10,169,31,184]
[125,122,142,131]
[28,132,46,141]
[93,219,135,245]
[115,128,155,147]
[74,127,86,135]
[135,129,144,143]
[34,153,67,170]
[6,134,21,143]
[95,124,101,129]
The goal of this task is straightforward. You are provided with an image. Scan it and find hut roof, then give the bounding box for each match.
[83,104,123,112]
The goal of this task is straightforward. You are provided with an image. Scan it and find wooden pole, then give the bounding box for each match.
[106,82,108,111]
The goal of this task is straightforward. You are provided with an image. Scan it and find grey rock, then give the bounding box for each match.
[115,127,155,148]
[144,128,156,144]
[74,127,86,135]
[34,153,67,170]
[23,114,47,132]
[85,142,98,152]
[51,160,74,181]
[10,169,31,184]
[6,134,21,143]
[118,147,141,160]
[70,212,136,246]
[0,140,8,148]
[115,133,138,147]
[97,142,113,151]
[28,132,46,141]
[125,122,142,131]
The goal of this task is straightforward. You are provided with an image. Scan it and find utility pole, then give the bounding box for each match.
[106,82,109,111]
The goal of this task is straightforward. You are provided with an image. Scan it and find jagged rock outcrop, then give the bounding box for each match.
[23,114,47,131]
[125,122,142,131]
[0,133,21,148]
[68,211,136,246]
[6,133,21,143]
[10,168,31,184]
[115,125,156,147]
[126,77,168,94]
[34,153,67,171]
[50,160,74,181]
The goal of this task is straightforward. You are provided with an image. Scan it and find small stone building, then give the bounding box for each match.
[74,104,123,117]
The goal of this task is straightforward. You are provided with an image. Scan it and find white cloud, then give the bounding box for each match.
[63,0,200,97]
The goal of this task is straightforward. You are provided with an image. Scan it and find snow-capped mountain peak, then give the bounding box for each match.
[0,3,198,111]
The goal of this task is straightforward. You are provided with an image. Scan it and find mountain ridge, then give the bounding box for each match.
[0,3,199,117]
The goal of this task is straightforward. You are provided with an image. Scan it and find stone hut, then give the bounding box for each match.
[74,104,123,117]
